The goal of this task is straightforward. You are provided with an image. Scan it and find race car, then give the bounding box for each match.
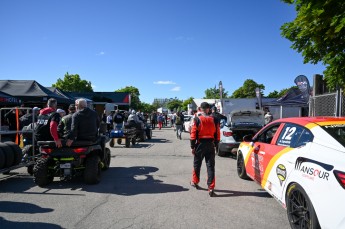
[237,117,345,229]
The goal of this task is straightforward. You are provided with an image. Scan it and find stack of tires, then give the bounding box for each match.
[0,142,23,171]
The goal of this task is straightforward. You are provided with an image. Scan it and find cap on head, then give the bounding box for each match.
[211,106,217,112]
[56,109,65,114]
[33,107,40,111]
[200,102,210,110]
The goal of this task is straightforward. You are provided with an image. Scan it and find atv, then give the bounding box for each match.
[33,136,111,187]
[124,120,152,142]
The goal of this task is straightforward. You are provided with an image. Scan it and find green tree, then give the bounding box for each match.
[182,97,194,111]
[231,79,265,98]
[166,99,183,112]
[204,85,228,99]
[139,102,154,113]
[281,0,345,89]
[115,86,141,110]
[52,72,93,92]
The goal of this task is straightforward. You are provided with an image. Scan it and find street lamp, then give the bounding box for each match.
[219,81,223,113]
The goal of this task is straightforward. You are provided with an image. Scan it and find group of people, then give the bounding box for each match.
[2,98,101,148]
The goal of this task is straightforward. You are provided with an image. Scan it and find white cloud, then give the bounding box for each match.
[153,81,176,85]
[96,51,105,56]
[170,86,181,91]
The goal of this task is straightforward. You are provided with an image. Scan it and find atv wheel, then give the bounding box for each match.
[33,158,53,187]
[146,129,152,140]
[109,139,114,147]
[84,155,101,184]
[131,138,136,145]
[117,139,122,145]
[139,131,146,142]
[102,148,111,171]
[125,137,130,148]
[27,165,34,175]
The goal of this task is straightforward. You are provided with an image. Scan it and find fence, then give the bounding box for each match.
[309,91,345,116]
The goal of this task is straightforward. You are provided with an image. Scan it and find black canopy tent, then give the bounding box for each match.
[0,91,20,106]
[0,80,73,105]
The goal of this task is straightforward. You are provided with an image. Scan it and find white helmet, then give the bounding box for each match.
[131,110,136,114]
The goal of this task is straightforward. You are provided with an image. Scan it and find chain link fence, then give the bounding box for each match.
[309,92,345,116]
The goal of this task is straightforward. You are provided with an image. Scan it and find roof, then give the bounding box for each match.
[0,80,73,104]
[271,116,345,126]
[66,92,131,105]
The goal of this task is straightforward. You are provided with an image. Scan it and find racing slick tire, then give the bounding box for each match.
[109,139,114,148]
[0,148,5,169]
[237,152,250,180]
[5,141,22,166]
[286,183,320,229]
[102,148,111,171]
[33,158,53,187]
[0,142,14,168]
[84,155,101,184]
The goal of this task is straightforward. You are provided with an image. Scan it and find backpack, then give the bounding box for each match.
[175,116,182,125]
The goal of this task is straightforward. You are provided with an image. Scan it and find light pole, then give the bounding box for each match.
[219,81,223,113]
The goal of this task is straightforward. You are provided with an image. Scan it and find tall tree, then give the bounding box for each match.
[204,85,228,99]
[166,99,183,112]
[281,0,345,89]
[231,79,265,98]
[115,86,141,110]
[182,97,194,112]
[52,72,93,92]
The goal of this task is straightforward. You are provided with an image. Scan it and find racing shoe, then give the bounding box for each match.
[190,181,199,190]
[208,189,214,197]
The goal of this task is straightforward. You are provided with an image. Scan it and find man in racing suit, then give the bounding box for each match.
[34,98,62,148]
[190,102,220,197]
[66,99,100,146]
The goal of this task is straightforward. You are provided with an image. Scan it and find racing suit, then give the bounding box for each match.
[35,107,61,143]
[190,113,220,190]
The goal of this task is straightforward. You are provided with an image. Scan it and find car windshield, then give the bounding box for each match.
[321,124,345,147]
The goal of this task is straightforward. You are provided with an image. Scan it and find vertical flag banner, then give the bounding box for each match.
[294,75,311,102]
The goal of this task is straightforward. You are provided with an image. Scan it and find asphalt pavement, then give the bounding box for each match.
[0,126,290,229]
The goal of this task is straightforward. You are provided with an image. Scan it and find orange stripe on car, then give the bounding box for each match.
[261,147,293,188]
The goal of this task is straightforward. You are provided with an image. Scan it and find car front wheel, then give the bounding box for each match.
[237,152,250,180]
[286,183,320,229]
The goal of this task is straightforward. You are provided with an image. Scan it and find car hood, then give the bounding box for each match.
[227,109,265,127]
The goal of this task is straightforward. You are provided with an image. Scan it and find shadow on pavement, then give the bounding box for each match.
[0,201,54,214]
[0,217,62,229]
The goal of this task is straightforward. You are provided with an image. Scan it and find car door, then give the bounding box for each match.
[246,123,284,185]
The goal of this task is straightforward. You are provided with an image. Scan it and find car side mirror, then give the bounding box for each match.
[243,134,253,142]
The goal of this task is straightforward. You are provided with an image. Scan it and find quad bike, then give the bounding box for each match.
[124,121,152,142]
[32,126,111,187]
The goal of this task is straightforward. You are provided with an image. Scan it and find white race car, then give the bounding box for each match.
[237,117,345,229]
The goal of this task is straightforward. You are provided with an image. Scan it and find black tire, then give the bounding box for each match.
[84,155,101,184]
[0,142,14,168]
[237,152,250,180]
[33,158,53,187]
[5,141,22,166]
[22,144,36,157]
[125,137,130,148]
[146,129,152,140]
[216,145,226,157]
[131,138,136,145]
[117,139,122,145]
[140,131,146,142]
[27,165,34,175]
[109,139,114,148]
[0,148,6,169]
[102,148,111,171]
[286,183,320,229]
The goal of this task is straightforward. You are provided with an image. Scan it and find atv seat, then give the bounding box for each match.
[37,140,99,148]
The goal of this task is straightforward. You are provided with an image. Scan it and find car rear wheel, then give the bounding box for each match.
[237,152,250,180]
[286,183,320,229]
[216,145,226,157]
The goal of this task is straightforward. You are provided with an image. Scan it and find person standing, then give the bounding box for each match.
[157,113,164,130]
[175,111,183,140]
[264,111,273,125]
[113,109,124,130]
[35,98,62,148]
[151,111,157,130]
[190,102,220,197]
[58,104,76,139]
[106,111,114,133]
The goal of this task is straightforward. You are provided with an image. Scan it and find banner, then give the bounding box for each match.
[294,75,310,102]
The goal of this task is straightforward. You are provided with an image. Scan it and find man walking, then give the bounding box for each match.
[190,102,220,197]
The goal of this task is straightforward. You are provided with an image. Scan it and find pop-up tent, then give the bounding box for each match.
[0,80,73,104]
[0,91,20,105]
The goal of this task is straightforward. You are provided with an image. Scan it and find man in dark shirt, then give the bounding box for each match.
[66,99,100,146]
[58,104,76,139]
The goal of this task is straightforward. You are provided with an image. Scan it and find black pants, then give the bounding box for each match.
[192,140,215,189]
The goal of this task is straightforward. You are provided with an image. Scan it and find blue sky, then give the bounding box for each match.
[0,0,325,103]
